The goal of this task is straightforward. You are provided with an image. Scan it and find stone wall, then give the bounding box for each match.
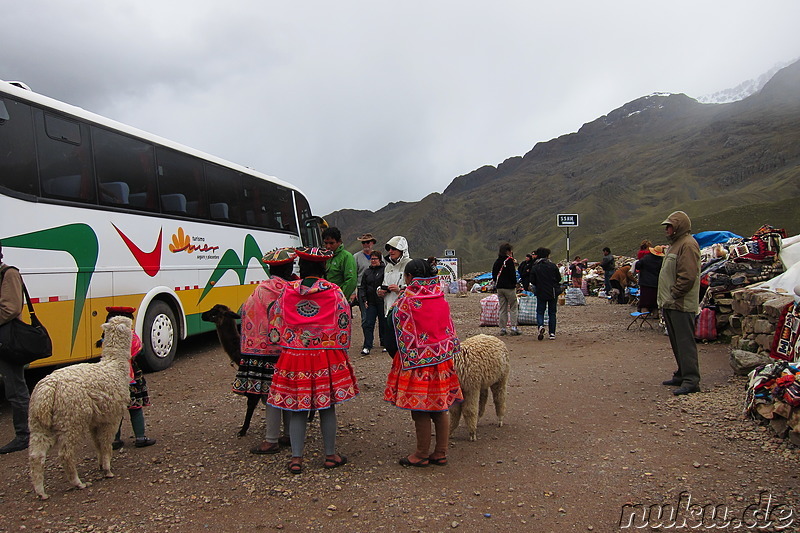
[728,288,795,355]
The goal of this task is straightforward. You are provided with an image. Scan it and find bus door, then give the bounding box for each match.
[300,216,325,248]
[87,271,114,360]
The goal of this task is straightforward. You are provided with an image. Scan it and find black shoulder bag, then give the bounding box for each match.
[0,266,53,366]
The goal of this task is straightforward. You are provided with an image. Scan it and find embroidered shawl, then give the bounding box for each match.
[241,277,291,356]
[269,278,351,350]
[392,277,460,369]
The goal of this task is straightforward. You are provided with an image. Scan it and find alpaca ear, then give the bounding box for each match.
[101,322,112,335]
[227,310,242,320]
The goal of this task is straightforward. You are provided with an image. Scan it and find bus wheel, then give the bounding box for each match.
[140,301,177,372]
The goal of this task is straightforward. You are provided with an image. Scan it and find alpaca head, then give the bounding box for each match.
[100,316,133,362]
[201,304,241,326]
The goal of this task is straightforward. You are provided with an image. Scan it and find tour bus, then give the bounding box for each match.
[0,79,324,372]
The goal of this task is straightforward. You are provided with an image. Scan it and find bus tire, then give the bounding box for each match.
[140,300,178,372]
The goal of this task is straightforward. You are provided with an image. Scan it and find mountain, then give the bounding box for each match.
[325,60,800,275]
[696,59,796,104]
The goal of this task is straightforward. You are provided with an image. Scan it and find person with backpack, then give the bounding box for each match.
[0,242,29,454]
[492,243,520,336]
[530,247,562,341]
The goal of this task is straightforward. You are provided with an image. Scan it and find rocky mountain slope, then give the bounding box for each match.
[326,60,800,274]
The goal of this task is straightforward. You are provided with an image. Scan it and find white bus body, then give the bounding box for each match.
[0,80,323,371]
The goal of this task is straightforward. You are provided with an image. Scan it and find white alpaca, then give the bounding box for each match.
[29,316,133,500]
[450,334,510,441]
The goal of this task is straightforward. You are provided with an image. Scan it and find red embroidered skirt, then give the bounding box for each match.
[267,348,359,411]
[384,356,463,412]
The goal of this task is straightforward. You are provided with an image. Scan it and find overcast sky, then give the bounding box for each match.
[2,1,798,216]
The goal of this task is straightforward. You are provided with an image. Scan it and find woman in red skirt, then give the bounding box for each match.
[266,247,358,474]
[384,258,463,467]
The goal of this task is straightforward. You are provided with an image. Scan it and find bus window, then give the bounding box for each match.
[156,147,207,217]
[36,111,95,203]
[272,184,296,232]
[205,163,242,224]
[0,98,38,196]
[93,127,157,210]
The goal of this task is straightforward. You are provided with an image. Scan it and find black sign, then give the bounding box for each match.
[557,214,579,227]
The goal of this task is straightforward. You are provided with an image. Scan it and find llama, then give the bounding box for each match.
[200,304,261,437]
[449,334,510,441]
[29,316,133,500]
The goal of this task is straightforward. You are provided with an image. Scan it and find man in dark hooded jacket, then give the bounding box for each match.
[657,211,701,395]
[529,247,561,341]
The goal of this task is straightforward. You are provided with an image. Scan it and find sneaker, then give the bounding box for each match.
[499,329,508,336]
[510,328,521,336]
[134,437,156,448]
[381,348,387,353]
[0,436,29,454]
[548,333,556,340]
[537,326,545,341]
[361,348,370,355]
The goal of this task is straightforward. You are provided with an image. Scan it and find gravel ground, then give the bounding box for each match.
[1,294,799,532]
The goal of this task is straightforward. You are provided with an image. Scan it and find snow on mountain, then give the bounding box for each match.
[696,59,797,104]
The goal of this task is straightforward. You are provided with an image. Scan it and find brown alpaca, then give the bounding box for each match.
[200,304,261,437]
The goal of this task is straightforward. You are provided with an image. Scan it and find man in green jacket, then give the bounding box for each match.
[322,227,357,300]
[657,211,701,396]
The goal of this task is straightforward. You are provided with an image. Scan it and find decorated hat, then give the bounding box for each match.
[106,306,136,314]
[105,306,136,319]
[294,246,334,262]
[262,247,297,265]
[649,245,666,257]
[357,233,376,243]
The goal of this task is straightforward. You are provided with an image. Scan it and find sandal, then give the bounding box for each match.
[323,455,348,469]
[250,442,281,455]
[428,456,448,466]
[278,436,291,447]
[288,460,303,474]
[398,456,429,467]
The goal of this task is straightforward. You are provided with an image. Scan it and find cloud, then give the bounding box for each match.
[2,0,798,215]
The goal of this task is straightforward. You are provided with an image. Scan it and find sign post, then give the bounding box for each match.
[557,214,579,266]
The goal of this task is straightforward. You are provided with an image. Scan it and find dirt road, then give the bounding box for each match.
[1,295,798,532]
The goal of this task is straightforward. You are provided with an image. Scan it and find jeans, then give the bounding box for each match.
[536,297,557,335]
[361,302,387,350]
[603,270,613,293]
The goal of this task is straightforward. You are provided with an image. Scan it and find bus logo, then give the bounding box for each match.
[169,227,220,254]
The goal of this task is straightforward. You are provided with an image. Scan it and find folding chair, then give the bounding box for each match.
[627,287,640,307]
[627,311,654,330]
